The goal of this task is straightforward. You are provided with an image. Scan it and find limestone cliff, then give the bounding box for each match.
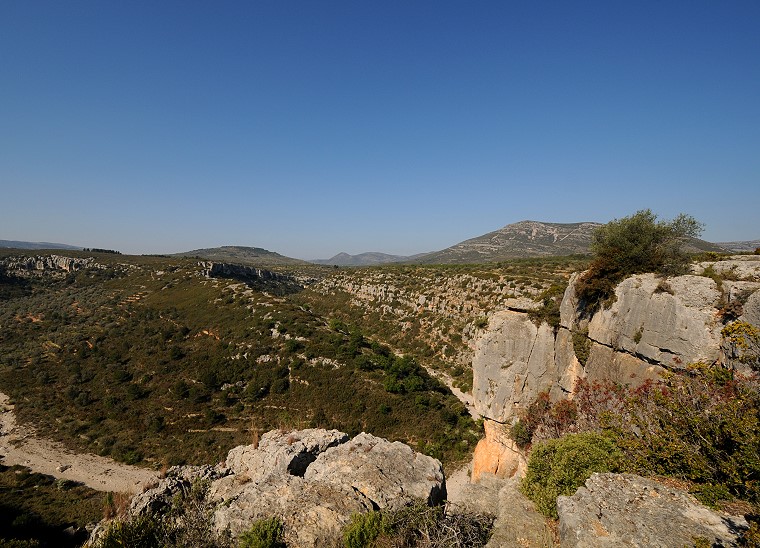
[471,256,760,481]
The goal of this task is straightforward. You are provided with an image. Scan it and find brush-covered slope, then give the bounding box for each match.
[0,251,476,468]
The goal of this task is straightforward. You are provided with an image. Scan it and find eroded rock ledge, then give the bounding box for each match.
[471,258,760,482]
[101,429,445,548]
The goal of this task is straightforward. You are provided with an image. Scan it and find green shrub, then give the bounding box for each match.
[521,432,622,518]
[95,516,162,548]
[238,517,285,548]
[576,210,703,311]
[342,503,493,548]
[572,329,591,366]
[343,511,389,548]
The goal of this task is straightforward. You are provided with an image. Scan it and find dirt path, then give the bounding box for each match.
[0,392,159,493]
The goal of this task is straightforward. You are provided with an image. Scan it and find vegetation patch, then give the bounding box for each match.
[342,502,493,547]
[575,210,703,313]
[520,432,622,518]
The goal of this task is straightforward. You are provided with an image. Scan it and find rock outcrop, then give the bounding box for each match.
[303,432,446,510]
[471,257,760,481]
[103,429,446,548]
[557,473,748,547]
[200,261,303,295]
[0,255,101,277]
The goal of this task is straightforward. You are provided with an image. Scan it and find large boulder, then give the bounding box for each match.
[304,432,446,510]
[225,428,348,481]
[557,473,747,547]
[92,429,447,548]
[212,474,374,547]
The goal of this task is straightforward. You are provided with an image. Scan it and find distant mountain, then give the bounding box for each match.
[311,252,419,266]
[0,239,82,250]
[717,239,760,253]
[410,220,727,264]
[412,221,602,264]
[174,245,307,266]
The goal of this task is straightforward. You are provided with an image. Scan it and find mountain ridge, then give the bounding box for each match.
[173,245,307,266]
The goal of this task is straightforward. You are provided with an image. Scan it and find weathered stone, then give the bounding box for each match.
[486,476,555,548]
[587,274,722,368]
[471,419,525,482]
[304,432,446,510]
[213,474,373,547]
[129,465,228,518]
[692,257,760,282]
[584,343,665,387]
[225,428,348,481]
[742,290,760,327]
[557,473,747,547]
[553,327,583,397]
[472,311,557,422]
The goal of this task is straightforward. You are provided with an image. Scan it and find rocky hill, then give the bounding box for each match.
[311,251,415,266]
[0,239,82,250]
[174,245,308,266]
[413,221,602,264]
[719,239,760,252]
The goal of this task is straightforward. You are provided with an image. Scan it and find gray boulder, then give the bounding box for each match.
[225,428,348,481]
[212,474,374,547]
[557,473,747,547]
[304,432,446,510]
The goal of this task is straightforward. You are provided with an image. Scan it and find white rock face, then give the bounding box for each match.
[225,428,347,481]
[99,429,447,548]
[472,311,557,422]
[469,260,760,480]
[213,474,374,546]
[588,274,722,368]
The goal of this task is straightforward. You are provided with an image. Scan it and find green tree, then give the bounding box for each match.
[576,209,703,310]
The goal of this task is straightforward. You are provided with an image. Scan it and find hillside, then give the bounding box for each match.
[413,221,601,264]
[411,220,727,264]
[174,245,308,266]
[0,251,476,469]
[0,239,82,250]
[718,239,760,252]
[311,251,413,266]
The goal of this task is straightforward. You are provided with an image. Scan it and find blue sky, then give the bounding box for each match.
[2,1,759,258]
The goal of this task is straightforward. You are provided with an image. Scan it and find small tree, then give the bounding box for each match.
[576,210,703,310]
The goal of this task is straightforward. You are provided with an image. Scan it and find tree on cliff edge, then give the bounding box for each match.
[576,209,703,311]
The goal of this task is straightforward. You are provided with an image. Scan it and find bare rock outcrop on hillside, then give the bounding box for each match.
[200,261,303,294]
[99,429,446,548]
[0,255,101,276]
[557,473,748,547]
[470,257,760,481]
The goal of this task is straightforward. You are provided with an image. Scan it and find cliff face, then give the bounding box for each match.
[471,257,760,481]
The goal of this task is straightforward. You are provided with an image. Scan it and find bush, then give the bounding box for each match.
[521,432,622,518]
[238,517,285,548]
[94,516,162,548]
[343,511,389,548]
[342,502,493,548]
[576,210,703,311]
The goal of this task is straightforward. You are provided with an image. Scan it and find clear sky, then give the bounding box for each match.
[2,1,759,259]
